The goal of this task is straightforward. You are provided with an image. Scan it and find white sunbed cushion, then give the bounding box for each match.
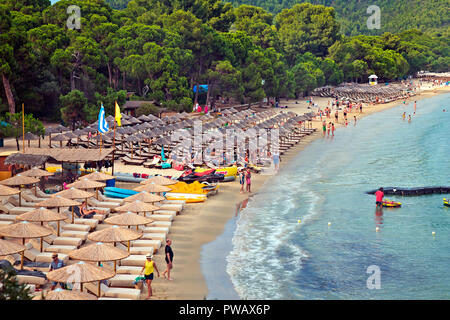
[45,245,77,254]
[60,230,89,240]
[52,237,83,246]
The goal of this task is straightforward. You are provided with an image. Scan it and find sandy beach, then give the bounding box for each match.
[1,82,448,300]
[137,83,450,300]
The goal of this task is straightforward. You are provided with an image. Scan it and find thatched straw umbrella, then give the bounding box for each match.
[0,221,52,252]
[0,239,26,270]
[88,225,142,253]
[69,242,129,272]
[20,167,54,196]
[51,133,68,148]
[133,183,171,193]
[123,191,165,203]
[0,184,21,197]
[16,207,67,236]
[46,261,115,297]
[41,288,97,300]
[81,171,115,181]
[140,176,177,186]
[65,178,106,200]
[51,188,94,207]
[104,211,153,231]
[20,132,39,148]
[35,196,81,224]
[0,174,40,206]
[114,200,159,217]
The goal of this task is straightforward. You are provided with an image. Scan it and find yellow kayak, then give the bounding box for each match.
[165,193,207,203]
[168,181,218,195]
[444,198,449,207]
[382,200,402,208]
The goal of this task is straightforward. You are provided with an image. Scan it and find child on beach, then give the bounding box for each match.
[239,169,245,193]
[327,122,331,136]
[331,123,335,136]
[408,115,412,122]
[402,112,406,120]
[245,168,252,193]
[322,120,327,136]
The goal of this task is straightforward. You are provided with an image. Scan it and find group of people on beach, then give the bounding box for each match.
[138,238,174,299]
[238,167,252,193]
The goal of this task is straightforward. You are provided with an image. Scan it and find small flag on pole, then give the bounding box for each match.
[115,101,122,127]
[98,103,109,133]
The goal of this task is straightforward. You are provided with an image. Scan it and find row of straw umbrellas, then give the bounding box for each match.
[0,172,177,299]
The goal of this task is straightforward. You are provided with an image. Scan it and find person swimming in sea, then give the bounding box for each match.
[408,115,412,122]
[402,112,406,120]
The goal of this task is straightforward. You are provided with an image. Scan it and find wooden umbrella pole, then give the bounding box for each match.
[22,103,25,153]
[114,260,116,272]
[71,206,74,224]
[21,251,24,270]
[40,237,43,252]
[128,240,130,252]
[57,220,60,236]
[96,188,99,200]
[98,281,101,297]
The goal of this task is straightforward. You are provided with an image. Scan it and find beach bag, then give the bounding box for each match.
[134,276,145,290]
[161,162,171,169]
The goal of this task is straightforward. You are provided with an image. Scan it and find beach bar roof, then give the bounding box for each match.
[4,153,54,167]
[21,148,114,163]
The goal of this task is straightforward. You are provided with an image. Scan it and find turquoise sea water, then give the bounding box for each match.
[203,93,450,300]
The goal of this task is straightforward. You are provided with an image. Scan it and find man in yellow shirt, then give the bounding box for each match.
[140,253,160,299]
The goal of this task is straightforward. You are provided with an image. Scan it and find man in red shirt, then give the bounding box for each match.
[375,188,384,207]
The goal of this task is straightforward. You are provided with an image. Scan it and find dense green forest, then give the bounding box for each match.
[0,0,449,127]
[228,0,450,36]
[107,0,450,36]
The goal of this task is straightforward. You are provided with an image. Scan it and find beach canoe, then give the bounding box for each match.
[164,193,206,203]
[104,187,138,199]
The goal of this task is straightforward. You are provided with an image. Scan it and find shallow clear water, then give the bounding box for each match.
[205,93,450,300]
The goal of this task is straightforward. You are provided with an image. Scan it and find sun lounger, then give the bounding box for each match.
[158,203,183,212]
[149,214,173,222]
[147,220,172,229]
[43,234,57,245]
[85,282,141,300]
[45,245,78,254]
[1,202,35,215]
[143,157,160,168]
[121,156,145,165]
[35,252,69,264]
[119,255,147,267]
[52,237,83,247]
[143,226,170,235]
[88,198,119,209]
[0,214,16,222]
[61,223,91,232]
[129,246,157,255]
[98,193,123,204]
[59,230,89,240]
[35,189,52,198]
[116,266,142,275]
[108,274,138,288]
[8,195,37,208]
[132,240,161,250]
[141,233,166,242]
[21,192,47,203]
[16,274,47,286]
[72,218,99,229]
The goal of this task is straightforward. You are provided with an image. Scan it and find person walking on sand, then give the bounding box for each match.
[354,115,357,125]
[334,110,339,123]
[359,103,363,113]
[245,168,252,193]
[238,168,245,193]
[140,253,160,299]
[273,152,280,172]
[162,239,174,281]
[322,120,327,136]
[375,187,384,208]
[331,123,335,136]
